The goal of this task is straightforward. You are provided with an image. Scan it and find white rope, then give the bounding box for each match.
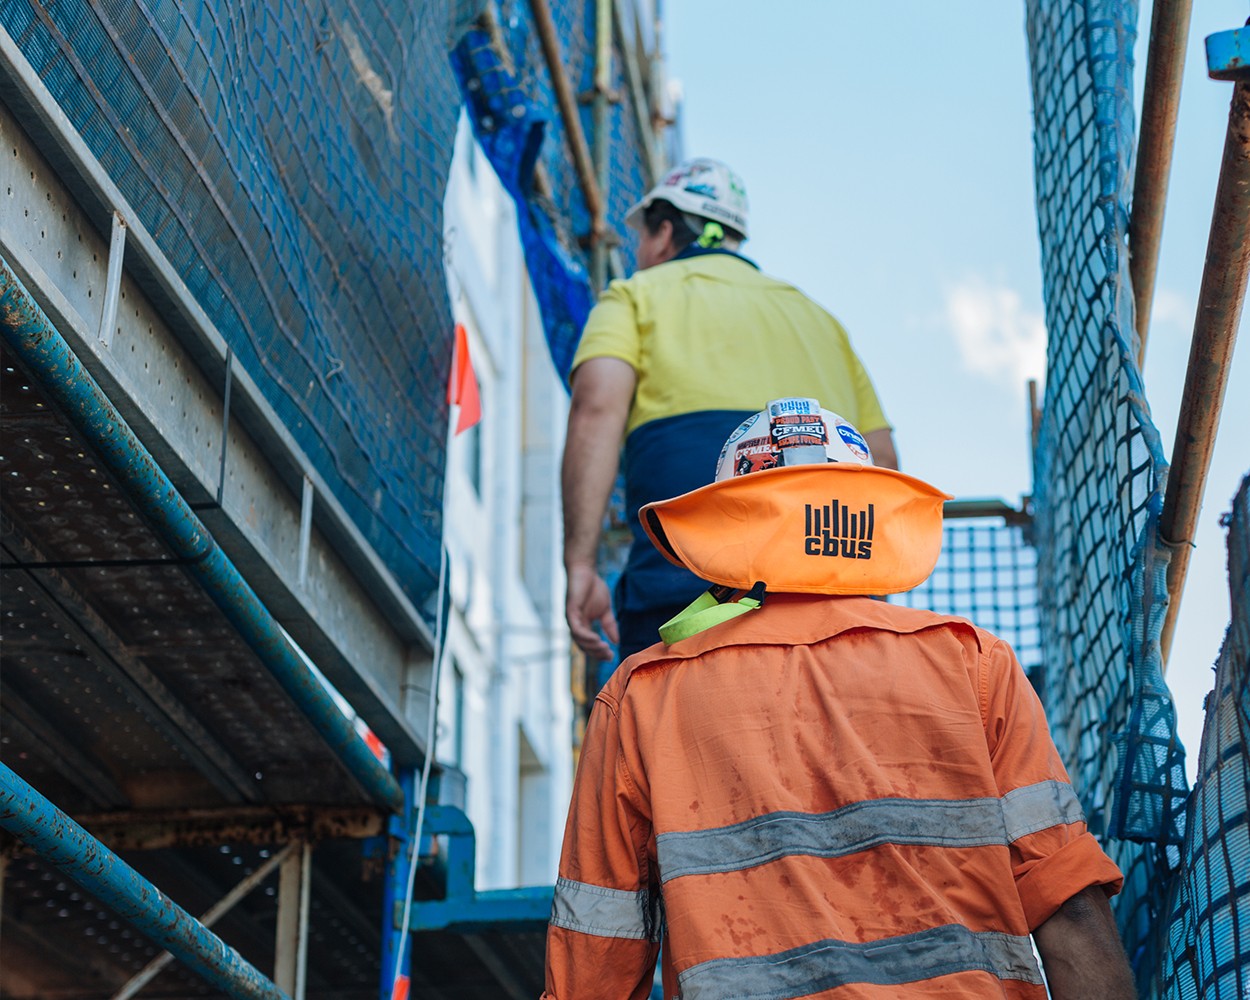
[389,536,450,995]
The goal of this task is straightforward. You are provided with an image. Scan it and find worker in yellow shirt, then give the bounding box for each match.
[562,158,898,671]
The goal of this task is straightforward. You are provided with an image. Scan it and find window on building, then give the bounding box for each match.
[517,726,550,884]
[462,419,482,496]
[440,660,465,767]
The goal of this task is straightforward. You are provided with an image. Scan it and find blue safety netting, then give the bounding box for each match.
[450,0,655,383]
[892,518,1042,680]
[1155,476,1250,998]
[1025,0,1192,986]
[0,0,464,616]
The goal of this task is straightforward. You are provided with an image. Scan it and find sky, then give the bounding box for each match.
[666,1,1250,782]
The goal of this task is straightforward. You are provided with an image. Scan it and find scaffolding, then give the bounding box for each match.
[0,1,667,996]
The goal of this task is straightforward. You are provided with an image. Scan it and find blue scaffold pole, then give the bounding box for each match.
[378,767,416,1000]
[0,761,289,1000]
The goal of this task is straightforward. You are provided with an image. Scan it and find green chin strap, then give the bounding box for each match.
[696,221,725,249]
[658,581,767,643]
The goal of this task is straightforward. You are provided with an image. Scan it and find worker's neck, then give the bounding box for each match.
[668,243,757,268]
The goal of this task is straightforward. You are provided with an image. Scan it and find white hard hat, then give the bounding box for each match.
[714,397,873,482]
[624,157,750,238]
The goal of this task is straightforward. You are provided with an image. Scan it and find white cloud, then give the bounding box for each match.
[1149,287,1195,332]
[945,279,1047,395]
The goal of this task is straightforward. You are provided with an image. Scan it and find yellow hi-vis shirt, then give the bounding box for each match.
[571,251,890,437]
[571,250,894,617]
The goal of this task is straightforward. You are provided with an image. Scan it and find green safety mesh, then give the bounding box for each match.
[0,0,464,616]
[1156,476,1250,998]
[892,519,1042,679]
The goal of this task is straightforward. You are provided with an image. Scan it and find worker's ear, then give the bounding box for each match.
[657,219,680,262]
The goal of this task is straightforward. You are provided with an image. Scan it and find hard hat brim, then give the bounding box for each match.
[640,464,952,596]
[624,196,649,232]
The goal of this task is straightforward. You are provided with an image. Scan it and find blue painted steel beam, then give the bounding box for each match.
[1207,26,1250,80]
[0,258,404,813]
[378,767,416,1000]
[413,886,555,933]
[0,762,288,1000]
[407,806,553,933]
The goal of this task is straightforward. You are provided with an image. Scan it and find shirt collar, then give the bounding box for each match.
[670,244,760,269]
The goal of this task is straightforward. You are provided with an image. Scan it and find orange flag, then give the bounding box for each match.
[446,324,482,435]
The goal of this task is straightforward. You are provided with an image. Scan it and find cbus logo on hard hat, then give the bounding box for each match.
[803,499,875,559]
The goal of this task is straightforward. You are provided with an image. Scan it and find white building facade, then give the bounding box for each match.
[438,115,575,890]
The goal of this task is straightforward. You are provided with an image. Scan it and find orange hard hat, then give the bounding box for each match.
[641,399,951,599]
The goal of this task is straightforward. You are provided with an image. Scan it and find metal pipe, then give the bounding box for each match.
[0,762,289,1000]
[98,212,127,348]
[1159,77,1250,662]
[1027,378,1041,458]
[274,841,311,999]
[612,0,659,185]
[591,0,613,290]
[0,259,404,813]
[298,474,314,588]
[1129,0,1193,368]
[110,844,296,1000]
[651,1,669,142]
[942,499,1032,526]
[378,769,415,1000]
[528,0,605,234]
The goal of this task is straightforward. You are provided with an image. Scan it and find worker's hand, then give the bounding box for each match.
[565,564,619,661]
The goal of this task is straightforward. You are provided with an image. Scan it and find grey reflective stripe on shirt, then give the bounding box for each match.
[677,924,1043,1000]
[658,779,1084,882]
[549,877,650,940]
[1002,779,1086,840]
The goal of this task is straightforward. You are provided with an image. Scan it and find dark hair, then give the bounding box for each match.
[642,199,700,251]
[642,199,744,250]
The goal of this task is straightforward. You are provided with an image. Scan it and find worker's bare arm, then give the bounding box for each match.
[561,357,636,659]
[1032,885,1135,1000]
[865,428,899,470]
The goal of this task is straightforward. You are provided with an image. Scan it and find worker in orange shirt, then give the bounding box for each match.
[543,398,1135,999]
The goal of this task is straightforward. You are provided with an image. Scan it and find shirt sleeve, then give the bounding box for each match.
[849,351,890,433]
[570,278,643,377]
[542,691,660,1000]
[980,638,1124,930]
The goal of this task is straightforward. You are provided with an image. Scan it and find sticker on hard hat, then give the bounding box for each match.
[724,415,756,446]
[732,436,778,477]
[768,398,820,416]
[804,499,875,559]
[834,422,871,461]
[771,416,827,447]
[666,161,711,186]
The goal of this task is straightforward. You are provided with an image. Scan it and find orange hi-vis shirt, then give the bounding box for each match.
[542,595,1123,1000]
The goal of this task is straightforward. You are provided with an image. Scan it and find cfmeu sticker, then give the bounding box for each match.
[834,421,871,462]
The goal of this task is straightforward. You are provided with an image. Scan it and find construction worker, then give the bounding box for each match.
[544,398,1135,1000]
[562,158,899,673]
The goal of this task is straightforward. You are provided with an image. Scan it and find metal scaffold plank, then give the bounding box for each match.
[0,762,290,1000]
[0,32,434,766]
[0,256,404,813]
